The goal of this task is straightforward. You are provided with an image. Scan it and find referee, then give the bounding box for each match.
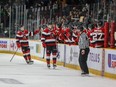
[78,26,90,75]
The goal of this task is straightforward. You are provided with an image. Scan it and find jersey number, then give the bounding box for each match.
[92,33,104,41]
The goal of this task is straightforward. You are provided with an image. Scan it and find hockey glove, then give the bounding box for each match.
[17,43,21,48]
[42,43,46,48]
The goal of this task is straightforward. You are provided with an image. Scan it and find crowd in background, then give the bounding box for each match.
[0,0,116,48]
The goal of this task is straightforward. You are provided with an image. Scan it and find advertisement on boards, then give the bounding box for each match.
[105,49,116,74]
[0,39,9,50]
[29,41,42,57]
[88,47,103,71]
[65,45,79,65]
[57,44,65,62]
[9,39,17,51]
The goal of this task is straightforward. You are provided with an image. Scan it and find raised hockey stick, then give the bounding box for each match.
[10,48,18,62]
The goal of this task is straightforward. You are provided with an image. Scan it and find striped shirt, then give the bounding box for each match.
[41,28,56,46]
[78,32,89,49]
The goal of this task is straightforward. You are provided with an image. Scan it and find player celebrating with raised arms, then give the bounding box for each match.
[16,25,40,64]
[41,23,58,69]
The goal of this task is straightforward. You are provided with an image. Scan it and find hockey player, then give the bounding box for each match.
[16,25,40,64]
[64,26,71,44]
[90,21,104,48]
[69,24,79,45]
[41,23,58,69]
[55,23,63,43]
[87,24,95,47]
[58,25,65,43]
[58,24,70,44]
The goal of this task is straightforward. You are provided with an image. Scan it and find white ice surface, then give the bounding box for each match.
[0,53,115,87]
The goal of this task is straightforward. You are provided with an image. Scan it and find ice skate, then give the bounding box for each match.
[47,64,50,69]
[26,60,34,65]
[81,72,89,76]
[26,60,30,64]
[53,64,57,69]
[28,60,34,65]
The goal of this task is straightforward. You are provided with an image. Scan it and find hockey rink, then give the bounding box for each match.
[0,53,115,87]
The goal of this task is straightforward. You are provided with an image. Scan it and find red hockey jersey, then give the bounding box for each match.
[90,27,104,48]
[41,28,57,46]
[16,29,40,47]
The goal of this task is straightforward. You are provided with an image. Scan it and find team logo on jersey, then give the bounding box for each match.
[108,54,116,68]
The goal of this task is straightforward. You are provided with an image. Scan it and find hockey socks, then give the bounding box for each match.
[53,58,57,68]
[46,59,50,68]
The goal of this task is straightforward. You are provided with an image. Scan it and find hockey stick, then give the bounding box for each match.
[56,45,60,59]
[43,48,46,59]
[10,48,18,62]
